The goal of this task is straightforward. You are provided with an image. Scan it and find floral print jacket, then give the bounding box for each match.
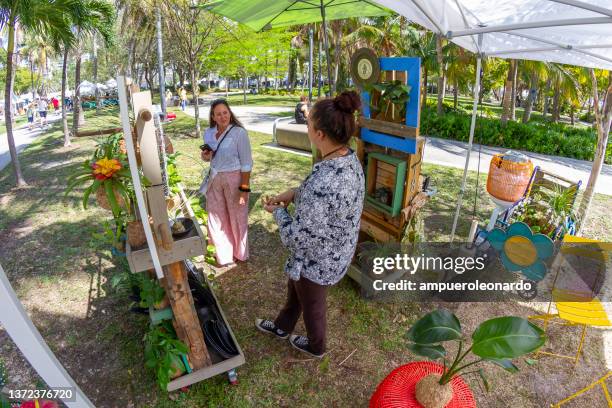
[273,152,365,285]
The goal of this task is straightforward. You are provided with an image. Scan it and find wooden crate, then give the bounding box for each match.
[402,138,425,208]
[166,264,245,391]
[126,185,206,273]
[365,152,406,217]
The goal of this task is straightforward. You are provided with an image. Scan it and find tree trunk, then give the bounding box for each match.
[93,34,100,115]
[453,78,458,110]
[577,70,612,228]
[72,48,84,139]
[522,73,538,123]
[4,16,27,186]
[510,60,518,120]
[543,79,551,119]
[243,71,247,104]
[421,66,428,111]
[331,23,342,96]
[501,60,515,124]
[275,54,279,91]
[62,46,71,147]
[570,105,575,125]
[552,80,561,122]
[30,59,35,101]
[190,67,201,137]
[436,35,445,115]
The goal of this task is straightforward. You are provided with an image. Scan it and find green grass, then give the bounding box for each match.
[224,94,301,107]
[1,114,29,136]
[1,107,610,407]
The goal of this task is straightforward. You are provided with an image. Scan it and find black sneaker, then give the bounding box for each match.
[255,319,289,339]
[289,335,324,359]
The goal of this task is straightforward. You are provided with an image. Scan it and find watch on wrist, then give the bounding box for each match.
[239,185,251,192]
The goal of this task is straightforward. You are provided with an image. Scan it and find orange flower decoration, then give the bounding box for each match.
[92,158,122,180]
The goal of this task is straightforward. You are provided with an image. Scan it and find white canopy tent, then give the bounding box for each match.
[373,0,612,240]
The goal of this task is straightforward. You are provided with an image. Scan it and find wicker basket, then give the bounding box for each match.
[370,362,476,408]
[127,220,147,248]
[96,186,126,211]
[486,153,533,202]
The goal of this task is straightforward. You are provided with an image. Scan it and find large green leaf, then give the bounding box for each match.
[486,358,519,373]
[472,317,546,359]
[406,309,462,345]
[407,343,446,360]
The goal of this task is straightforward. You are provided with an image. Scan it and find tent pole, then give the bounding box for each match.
[309,27,314,102]
[156,7,167,118]
[450,34,483,242]
[320,0,333,96]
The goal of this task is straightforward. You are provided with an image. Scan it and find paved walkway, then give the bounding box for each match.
[184,102,612,196]
[0,114,63,172]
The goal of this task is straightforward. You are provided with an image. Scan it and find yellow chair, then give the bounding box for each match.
[530,235,611,365]
[551,371,612,407]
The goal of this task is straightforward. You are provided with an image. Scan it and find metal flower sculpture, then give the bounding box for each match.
[488,222,555,281]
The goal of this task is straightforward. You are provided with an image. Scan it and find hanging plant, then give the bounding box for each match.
[66,156,132,218]
[367,80,411,122]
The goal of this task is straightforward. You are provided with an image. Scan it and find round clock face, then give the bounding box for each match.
[357,59,373,80]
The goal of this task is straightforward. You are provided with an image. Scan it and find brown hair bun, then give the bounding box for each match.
[333,91,361,114]
[310,90,362,145]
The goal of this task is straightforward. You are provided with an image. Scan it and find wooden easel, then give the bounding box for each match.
[117,77,244,390]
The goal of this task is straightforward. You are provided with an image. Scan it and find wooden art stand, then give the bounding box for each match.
[343,53,430,289]
[117,77,244,391]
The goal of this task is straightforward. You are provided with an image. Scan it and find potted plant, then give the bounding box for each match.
[65,155,133,218]
[368,80,411,123]
[513,184,578,239]
[402,309,545,408]
[144,320,189,390]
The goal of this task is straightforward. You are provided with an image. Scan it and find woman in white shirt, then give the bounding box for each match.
[200,99,253,266]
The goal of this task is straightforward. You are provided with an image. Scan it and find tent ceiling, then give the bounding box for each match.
[373,0,612,69]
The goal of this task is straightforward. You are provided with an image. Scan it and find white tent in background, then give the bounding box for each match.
[105,78,117,89]
[374,0,612,240]
[77,80,97,96]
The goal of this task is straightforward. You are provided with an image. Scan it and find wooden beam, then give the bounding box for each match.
[163,261,211,369]
[358,116,419,139]
[75,127,123,137]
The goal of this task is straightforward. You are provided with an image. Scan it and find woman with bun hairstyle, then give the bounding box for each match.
[256,91,365,358]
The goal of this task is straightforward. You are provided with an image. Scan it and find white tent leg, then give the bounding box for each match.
[0,264,94,407]
[450,42,483,242]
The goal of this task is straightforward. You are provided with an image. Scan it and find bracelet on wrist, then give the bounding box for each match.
[238,185,251,192]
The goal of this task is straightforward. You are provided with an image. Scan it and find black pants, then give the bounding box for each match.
[274,277,327,354]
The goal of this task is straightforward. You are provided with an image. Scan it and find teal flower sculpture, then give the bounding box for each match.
[488,222,555,281]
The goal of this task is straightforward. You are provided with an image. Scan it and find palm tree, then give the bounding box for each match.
[548,63,579,123]
[61,0,114,147]
[401,26,437,110]
[500,59,517,124]
[520,60,548,123]
[445,44,474,109]
[436,34,445,115]
[1,0,76,186]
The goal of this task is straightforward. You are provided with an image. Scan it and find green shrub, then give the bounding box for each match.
[420,107,610,164]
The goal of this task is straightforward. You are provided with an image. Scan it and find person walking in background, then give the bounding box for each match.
[51,96,59,114]
[26,103,35,130]
[180,87,188,111]
[199,99,252,266]
[165,89,173,106]
[294,95,309,124]
[38,98,49,128]
[256,91,365,358]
